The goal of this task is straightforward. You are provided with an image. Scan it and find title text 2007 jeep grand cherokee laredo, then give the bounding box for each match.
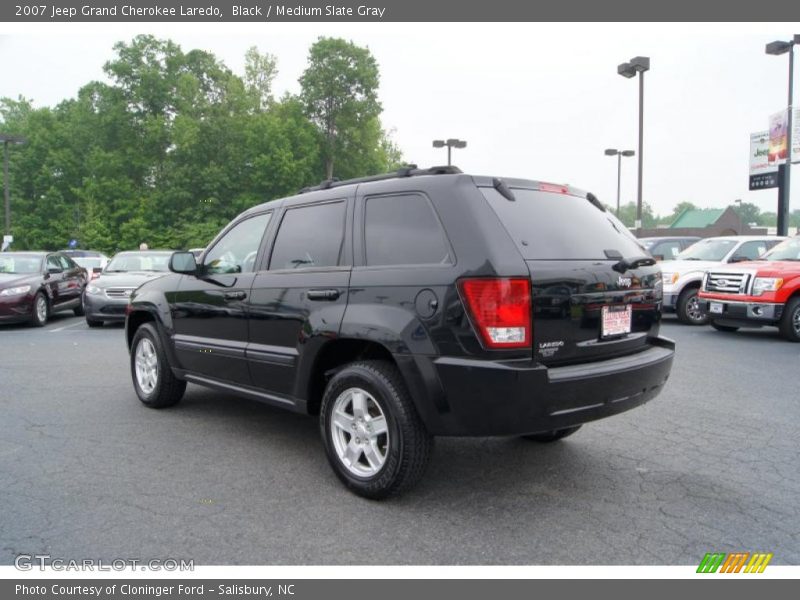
[125,166,675,498]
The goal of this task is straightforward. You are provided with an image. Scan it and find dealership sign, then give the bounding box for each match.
[749,131,778,190]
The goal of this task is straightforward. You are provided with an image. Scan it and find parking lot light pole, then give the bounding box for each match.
[1,134,26,242]
[432,138,467,166]
[617,56,650,235]
[604,149,635,217]
[765,35,799,237]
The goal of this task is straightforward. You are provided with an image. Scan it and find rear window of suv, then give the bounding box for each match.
[480,187,644,260]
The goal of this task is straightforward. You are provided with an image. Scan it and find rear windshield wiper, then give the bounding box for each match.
[604,249,656,273]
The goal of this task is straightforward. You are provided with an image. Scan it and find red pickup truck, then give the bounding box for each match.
[698,236,800,342]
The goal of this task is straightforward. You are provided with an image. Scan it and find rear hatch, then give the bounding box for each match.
[480,184,662,366]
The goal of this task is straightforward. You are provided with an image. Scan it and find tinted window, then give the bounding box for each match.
[270,202,346,270]
[482,188,643,260]
[204,212,271,275]
[365,194,451,266]
[652,241,682,259]
[46,255,62,271]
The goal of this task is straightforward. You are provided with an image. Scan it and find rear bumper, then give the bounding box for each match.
[409,337,674,436]
[698,298,782,326]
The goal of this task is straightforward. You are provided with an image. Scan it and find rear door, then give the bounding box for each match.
[480,186,662,366]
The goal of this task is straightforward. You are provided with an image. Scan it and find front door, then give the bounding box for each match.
[248,198,351,398]
[171,212,273,386]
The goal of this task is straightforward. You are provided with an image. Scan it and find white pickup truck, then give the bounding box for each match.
[661,235,785,324]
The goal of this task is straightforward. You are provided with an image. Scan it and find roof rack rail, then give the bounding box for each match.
[298,165,462,194]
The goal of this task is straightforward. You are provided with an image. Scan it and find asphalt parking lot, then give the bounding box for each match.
[1,315,798,565]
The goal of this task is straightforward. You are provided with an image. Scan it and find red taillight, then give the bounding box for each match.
[457,278,531,349]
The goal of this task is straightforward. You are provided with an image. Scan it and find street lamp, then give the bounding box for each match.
[604,149,635,217]
[617,56,650,234]
[432,138,467,166]
[0,133,26,249]
[765,34,799,237]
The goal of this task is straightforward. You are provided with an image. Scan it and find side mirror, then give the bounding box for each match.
[169,251,198,275]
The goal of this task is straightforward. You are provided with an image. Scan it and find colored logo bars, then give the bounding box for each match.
[697,552,773,573]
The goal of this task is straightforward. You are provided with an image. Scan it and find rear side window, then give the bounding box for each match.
[270,201,346,270]
[365,194,451,266]
[481,188,644,260]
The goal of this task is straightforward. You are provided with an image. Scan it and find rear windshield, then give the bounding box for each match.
[481,187,644,260]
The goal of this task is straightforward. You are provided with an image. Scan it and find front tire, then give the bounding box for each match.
[677,287,708,325]
[522,425,582,442]
[30,292,48,327]
[320,360,433,499]
[779,298,800,342]
[130,323,186,408]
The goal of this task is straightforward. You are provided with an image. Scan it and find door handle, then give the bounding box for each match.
[307,289,341,301]
[223,291,247,301]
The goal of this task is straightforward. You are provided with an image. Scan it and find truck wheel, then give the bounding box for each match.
[779,298,800,342]
[130,323,186,408]
[320,360,434,499]
[30,292,48,327]
[677,287,708,325]
[522,425,582,442]
[711,322,739,333]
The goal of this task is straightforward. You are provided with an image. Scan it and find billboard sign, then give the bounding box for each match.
[749,130,778,190]
[768,109,789,165]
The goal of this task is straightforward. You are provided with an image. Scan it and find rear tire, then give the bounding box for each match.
[86,318,103,328]
[30,292,48,327]
[779,298,800,342]
[711,322,739,333]
[677,287,708,325]
[320,360,434,499]
[521,425,582,443]
[130,323,186,408]
[73,297,85,316]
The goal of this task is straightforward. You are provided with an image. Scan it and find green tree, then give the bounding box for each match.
[299,37,382,179]
[730,201,762,227]
[613,202,658,229]
[244,46,278,112]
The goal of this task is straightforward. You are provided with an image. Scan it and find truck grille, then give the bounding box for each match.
[705,272,749,294]
[105,288,135,299]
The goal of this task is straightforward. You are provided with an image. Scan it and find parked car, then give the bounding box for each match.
[83,250,173,327]
[638,236,700,261]
[660,235,785,325]
[0,251,87,326]
[698,236,800,341]
[125,166,674,498]
[62,250,110,281]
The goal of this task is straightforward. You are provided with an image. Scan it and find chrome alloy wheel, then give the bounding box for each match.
[686,295,704,322]
[134,338,159,395]
[330,387,389,477]
[35,295,47,323]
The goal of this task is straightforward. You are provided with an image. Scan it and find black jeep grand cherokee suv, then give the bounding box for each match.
[125,166,674,498]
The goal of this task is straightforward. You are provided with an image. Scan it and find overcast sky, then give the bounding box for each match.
[1,22,798,218]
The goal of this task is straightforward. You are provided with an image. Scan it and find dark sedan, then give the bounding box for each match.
[82,251,173,327]
[0,252,88,326]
